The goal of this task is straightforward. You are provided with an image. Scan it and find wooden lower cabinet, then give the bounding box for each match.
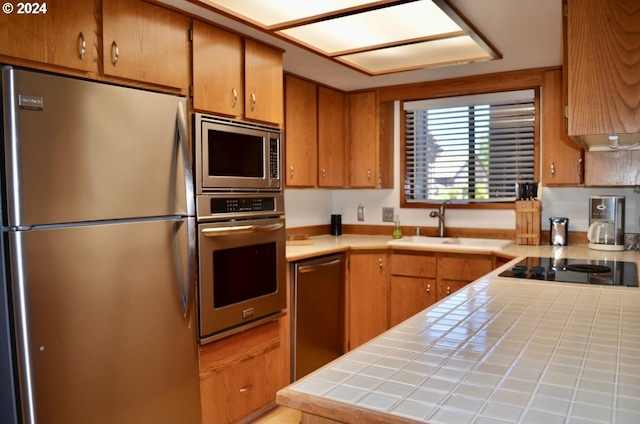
[437,253,495,298]
[389,251,437,326]
[389,251,495,326]
[348,251,389,350]
[199,319,289,424]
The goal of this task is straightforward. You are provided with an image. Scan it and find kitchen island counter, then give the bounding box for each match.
[278,245,640,423]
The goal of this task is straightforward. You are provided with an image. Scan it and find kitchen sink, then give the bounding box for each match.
[388,235,514,251]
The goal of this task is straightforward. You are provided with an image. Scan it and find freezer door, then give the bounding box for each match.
[1,68,192,227]
[7,219,201,424]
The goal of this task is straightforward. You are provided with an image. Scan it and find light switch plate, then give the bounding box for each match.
[382,207,394,222]
[357,205,365,221]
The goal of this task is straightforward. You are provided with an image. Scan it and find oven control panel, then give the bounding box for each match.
[211,197,275,214]
[196,193,284,221]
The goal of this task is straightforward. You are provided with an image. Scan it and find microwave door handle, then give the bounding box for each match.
[201,223,283,237]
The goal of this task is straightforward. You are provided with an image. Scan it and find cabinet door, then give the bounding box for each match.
[348,252,388,349]
[542,70,583,186]
[245,39,284,125]
[102,0,189,90]
[318,87,347,187]
[437,254,493,300]
[192,21,243,116]
[0,0,98,72]
[584,150,640,186]
[389,276,436,327]
[349,91,379,187]
[566,0,640,136]
[285,76,317,187]
[199,320,287,424]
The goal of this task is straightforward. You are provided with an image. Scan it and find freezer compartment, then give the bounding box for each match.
[1,68,191,228]
[6,219,200,424]
[292,254,345,381]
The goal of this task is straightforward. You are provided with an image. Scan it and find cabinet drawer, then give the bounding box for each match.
[391,253,436,278]
[438,254,493,282]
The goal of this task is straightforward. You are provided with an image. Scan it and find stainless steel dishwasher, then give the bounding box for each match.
[292,253,345,380]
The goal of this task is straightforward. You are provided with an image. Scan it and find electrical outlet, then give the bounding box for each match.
[357,205,365,221]
[382,207,394,222]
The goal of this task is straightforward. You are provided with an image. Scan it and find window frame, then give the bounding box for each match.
[391,70,542,211]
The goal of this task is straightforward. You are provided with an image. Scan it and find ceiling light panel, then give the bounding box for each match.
[277,1,464,56]
[201,0,385,28]
[337,36,492,75]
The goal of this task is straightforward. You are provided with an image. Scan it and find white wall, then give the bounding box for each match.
[284,103,640,235]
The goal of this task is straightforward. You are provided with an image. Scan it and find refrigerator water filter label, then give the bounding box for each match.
[18,95,43,110]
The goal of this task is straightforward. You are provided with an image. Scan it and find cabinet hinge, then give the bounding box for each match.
[562,3,568,17]
[189,85,194,98]
[188,28,193,42]
[563,105,569,119]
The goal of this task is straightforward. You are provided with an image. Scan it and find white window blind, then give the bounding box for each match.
[404,90,535,203]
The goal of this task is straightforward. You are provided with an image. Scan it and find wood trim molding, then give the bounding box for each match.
[377,66,559,102]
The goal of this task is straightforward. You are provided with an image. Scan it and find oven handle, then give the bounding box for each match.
[201,222,283,237]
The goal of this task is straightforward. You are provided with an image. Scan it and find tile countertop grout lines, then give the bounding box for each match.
[284,280,640,424]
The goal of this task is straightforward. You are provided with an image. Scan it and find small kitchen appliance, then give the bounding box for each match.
[587,195,625,251]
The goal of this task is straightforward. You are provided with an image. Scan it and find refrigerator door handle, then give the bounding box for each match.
[174,217,196,319]
[176,101,195,217]
[174,102,196,319]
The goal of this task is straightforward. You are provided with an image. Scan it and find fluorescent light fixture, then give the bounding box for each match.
[199,0,384,28]
[196,0,501,75]
[278,2,463,56]
[338,36,493,75]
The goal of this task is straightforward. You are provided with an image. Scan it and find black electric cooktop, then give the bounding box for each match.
[498,257,638,287]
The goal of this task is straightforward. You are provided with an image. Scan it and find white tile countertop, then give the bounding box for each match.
[279,238,640,423]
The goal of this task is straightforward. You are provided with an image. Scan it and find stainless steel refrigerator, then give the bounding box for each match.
[0,67,201,424]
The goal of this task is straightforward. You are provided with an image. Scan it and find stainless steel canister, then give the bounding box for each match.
[549,217,569,246]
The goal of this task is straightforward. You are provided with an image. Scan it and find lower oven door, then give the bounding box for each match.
[197,216,286,343]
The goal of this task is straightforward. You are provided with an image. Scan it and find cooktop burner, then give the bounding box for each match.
[498,257,638,287]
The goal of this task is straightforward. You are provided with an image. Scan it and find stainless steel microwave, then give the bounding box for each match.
[194,114,282,192]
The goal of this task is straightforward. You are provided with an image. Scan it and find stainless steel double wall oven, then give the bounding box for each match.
[194,114,286,343]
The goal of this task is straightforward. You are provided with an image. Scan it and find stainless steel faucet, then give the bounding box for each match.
[429,200,452,237]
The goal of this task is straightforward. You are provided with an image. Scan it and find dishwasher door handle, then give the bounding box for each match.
[297,258,343,273]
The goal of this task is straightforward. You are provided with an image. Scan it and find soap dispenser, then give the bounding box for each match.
[392,215,403,239]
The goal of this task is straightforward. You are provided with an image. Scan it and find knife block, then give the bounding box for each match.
[515,200,541,245]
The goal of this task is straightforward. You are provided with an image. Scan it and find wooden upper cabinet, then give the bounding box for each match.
[349,91,379,188]
[244,39,284,125]
[349,91,393,189]
[566,0,640,137]
[0,0,98,72]
[192,20,243,116]
[102,0,189,90]
[318,87,347,188]
[285,75,317,187]
[542,69,583,186]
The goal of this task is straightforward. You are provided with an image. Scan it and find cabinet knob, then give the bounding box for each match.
[250,92,256,111]
[77,32,86,60]
[289,165,294,179]
[239,385,253,393]
[232,88,238,109]
[426,284,430,293]
[111,41,119,67]
[550,162,555,176]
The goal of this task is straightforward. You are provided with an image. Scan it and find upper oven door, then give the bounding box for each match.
[197,216,286,341]
[195,114,281,193]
